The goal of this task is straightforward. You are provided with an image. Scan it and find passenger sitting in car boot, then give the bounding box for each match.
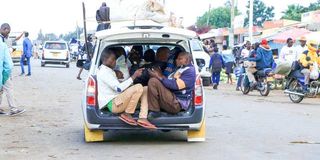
[97,49,156,129]
[147,51,196,119]
[154,47,170,74]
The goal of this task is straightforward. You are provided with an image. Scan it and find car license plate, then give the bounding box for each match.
[51,52,60,57]
[267,77,274,82]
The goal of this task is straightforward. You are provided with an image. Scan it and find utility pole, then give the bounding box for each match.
[229,0,235,48]
[249,0,253,42]
[206,4,211,26]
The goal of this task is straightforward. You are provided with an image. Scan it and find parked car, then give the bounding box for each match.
[190,39,212,86]
[8,33,26,64]
[82,24,206,142]
[10,44,23,63]
[41,41,70,68]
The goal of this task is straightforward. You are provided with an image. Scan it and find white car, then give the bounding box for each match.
[190,40,212,86]
[41,41,70,68]
[82,23,206,142]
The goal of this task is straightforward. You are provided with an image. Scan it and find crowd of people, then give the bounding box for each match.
[96,45,196,129]
[203,36,320,93]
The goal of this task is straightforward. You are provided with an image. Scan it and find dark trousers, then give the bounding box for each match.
[20,56,31,75]
[96,23,110,31]
[211,72,221,85]
[148,78,181,114]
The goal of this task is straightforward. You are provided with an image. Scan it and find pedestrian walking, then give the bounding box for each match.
[209,47,224,90]
[96,2,110,31]
[20,32,32,76]
[221,45,235,84]
[0,23,25,116]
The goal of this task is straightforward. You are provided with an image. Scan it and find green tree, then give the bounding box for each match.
[61,26,83,42]
[307,0,320,11]
[282,1,320,21]
[281,4,307,21]
[37,29,45,42]
[196,6,240,28]
[244,0,275,27]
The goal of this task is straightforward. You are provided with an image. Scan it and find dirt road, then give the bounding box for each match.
[0,60,319,160]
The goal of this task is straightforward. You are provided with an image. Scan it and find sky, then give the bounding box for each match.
[0,0,318,39]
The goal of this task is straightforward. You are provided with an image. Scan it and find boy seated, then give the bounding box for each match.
[97,49,156,129]
[147,52,196,118]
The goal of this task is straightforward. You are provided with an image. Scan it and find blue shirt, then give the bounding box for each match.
[248,46,274,70]
[221,50,235,63]
[23,37,33,58]
[161,64,196,110]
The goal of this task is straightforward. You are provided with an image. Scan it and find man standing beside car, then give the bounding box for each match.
[0,23,25,116]
[147,51,196,118]
[20,32,32,76]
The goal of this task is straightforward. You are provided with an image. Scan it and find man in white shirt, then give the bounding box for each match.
[240,41,251,58]
[276,38,298,75]
[295,36,308,60]
[97,49,156,129]
[279,38,298,63]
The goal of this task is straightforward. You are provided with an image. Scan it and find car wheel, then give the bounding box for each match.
[84,124,104,142]
[187,120,206,142]
[202,77,211,86]
[66,64,70,68]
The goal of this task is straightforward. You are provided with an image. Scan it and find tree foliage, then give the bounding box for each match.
[36,26,83,43]
[244,0,275,27]
[282,5,307,21]
[196,6,240,28]
[282,0,320,21]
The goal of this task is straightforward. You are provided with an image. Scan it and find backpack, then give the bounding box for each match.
[211,54,223,73]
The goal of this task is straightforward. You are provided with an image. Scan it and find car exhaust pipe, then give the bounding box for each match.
[284,90,305,97]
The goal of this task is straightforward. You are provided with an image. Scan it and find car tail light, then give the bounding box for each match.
[86,76,96,106]
[194,76,203,106]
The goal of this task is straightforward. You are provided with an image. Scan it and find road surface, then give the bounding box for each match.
[0,60,319,160]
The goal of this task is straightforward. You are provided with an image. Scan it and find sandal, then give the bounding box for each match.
[0,109,5,114]
[119,114,137,126]
[137,119,157,129]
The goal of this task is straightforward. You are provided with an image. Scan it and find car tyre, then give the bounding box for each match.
[84,124,104,142]
[187,120,206,142]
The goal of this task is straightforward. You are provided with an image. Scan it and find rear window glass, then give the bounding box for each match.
[190,40,203,51]
[45,43,67,50]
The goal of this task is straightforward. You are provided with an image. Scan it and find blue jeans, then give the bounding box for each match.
[211,72,221,85]
[20,56,31,75]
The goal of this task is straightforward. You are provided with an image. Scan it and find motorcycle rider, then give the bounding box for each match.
[298,40,320,92]
[247,39,275,87]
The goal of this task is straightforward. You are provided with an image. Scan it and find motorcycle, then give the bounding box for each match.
[284,65,320,103]
[240,67,274,96]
